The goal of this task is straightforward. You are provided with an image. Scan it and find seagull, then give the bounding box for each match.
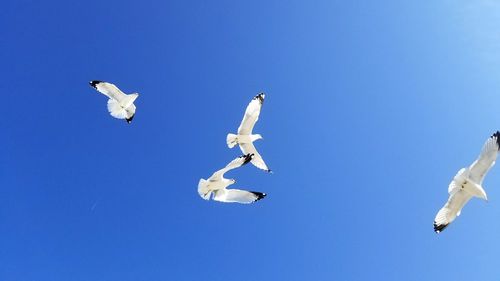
[227,93,271,172]
[433,131,500,233]
[89,81,139,123]
[198,153,267,204]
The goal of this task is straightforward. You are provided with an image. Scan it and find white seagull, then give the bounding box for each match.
[89,80,139,123]
[227,93,271,172]
[434,131,500,233]
[198,153,267,204]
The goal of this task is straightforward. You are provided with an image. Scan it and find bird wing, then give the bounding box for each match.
[434,183,473,233]
[240,142,270,172]
[213,189,266,204]
[468,131,500,184]
[209,154,254,181]
[89,81,127,102]
[237,93,265,135]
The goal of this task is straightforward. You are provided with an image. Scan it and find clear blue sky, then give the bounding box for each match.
[2,0,500,280]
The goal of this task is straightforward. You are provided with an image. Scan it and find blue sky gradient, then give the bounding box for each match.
[2,1,500,280]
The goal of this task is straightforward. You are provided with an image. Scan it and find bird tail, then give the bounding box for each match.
[227,133,238,148]
[107,99,128,119]
[469,183,488,201]
[197,179,211,200]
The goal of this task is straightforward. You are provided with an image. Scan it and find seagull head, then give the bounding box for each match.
[453,168,468,182]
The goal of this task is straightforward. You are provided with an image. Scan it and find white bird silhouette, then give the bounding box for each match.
[227,93,271,172]
[198,154,266,204]
[434,131,500,233]
[89,81,139,123]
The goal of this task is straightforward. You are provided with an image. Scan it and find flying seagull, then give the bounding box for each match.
[227,93,271,172]
[198,153,266,204]
[433,131,500,233]
[89,81,139,123]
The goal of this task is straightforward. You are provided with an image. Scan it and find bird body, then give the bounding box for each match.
[226,133,262,147]
[451,168,488,200]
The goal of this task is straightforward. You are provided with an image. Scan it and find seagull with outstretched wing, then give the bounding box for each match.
[89,81,139,123]
[198,153,266,204]
[434,131,500,233]
[227,93,271,172]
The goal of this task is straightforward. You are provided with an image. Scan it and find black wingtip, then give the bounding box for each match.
[254,92,265,104]
[251,191,266,202]
[242,153,254,164]
[125,115,135,124]
[89,80,102,89]
[433,221,448,233]
[492,131,500,147]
